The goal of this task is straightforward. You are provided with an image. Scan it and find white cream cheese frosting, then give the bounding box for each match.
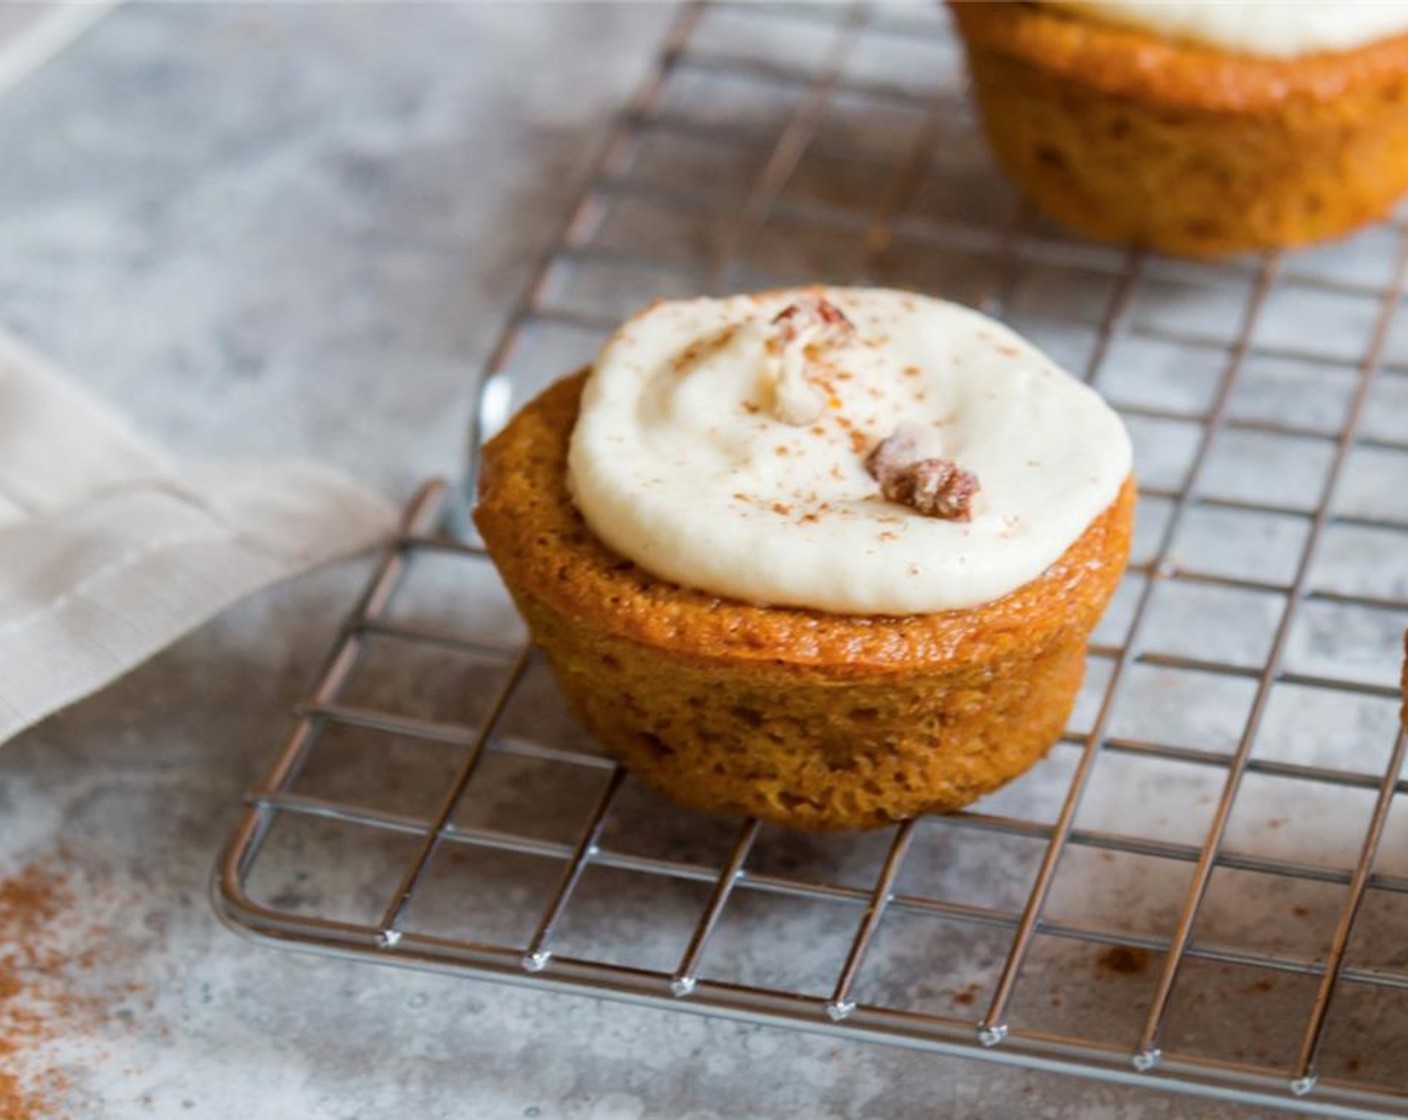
[1045,1,1408,58]
[567,288,1132,616]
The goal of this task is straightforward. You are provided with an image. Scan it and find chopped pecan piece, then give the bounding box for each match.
[764,295,856,426]
[771,295,856,345]
[866,426,980,522]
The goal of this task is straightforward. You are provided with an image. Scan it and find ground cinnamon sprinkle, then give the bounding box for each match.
[1,864,70,1120]
[0,858,123,1120]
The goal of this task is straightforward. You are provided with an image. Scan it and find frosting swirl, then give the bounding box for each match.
[1044,1,1408,58]
[567,288,1131,615]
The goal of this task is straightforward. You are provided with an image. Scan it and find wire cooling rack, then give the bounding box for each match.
[215,3,1408,1116]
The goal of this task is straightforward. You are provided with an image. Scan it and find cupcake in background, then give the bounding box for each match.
[948,2,1408,258]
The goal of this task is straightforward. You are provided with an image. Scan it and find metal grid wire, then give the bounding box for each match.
[215,3,1408,1116]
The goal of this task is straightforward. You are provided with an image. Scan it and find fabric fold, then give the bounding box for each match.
[0,326,397,743]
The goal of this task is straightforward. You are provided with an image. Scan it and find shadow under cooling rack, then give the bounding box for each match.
[216,3,1408,1117]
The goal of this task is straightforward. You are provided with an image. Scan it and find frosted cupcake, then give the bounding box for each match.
[475,288,1134,830]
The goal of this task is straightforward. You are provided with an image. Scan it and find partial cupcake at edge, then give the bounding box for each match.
[475,288,1134,831]
[948,1,1408,258]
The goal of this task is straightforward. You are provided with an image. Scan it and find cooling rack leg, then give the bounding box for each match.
[1291,727,1408,1092]
[828,820,917,1021]
[521,768,628,972]
[374,645,535,944]
[671,817,762,997]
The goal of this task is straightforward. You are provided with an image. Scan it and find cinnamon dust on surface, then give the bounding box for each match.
[0,857,128,1120]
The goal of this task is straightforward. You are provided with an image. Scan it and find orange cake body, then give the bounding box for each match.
[476,371,1134,831]
[948,3,1408,258]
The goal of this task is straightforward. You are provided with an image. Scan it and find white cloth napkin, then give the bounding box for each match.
[0,0,119,98]
[0,328,398,743]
